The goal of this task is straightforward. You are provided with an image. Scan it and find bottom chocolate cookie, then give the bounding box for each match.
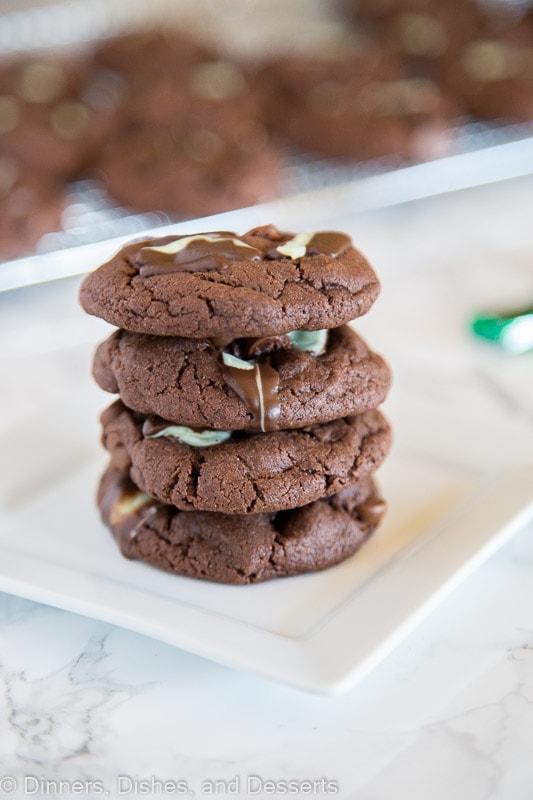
[98,464,386,584]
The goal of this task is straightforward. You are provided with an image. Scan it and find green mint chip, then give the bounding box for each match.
[221,352,255,370]
[288,329,328,354]
[147,426,232,447]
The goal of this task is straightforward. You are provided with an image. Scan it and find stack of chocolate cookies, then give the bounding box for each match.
[80,225,392,584]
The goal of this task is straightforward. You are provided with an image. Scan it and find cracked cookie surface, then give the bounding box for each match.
[93,325,392,431]
[79,225,380,338]
[98,463,386,584]
[101,400,391,514]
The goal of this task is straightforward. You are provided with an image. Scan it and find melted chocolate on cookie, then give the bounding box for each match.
[221,355,280,432]
[217,328,329,430]
[99,470,157,549]
[136,229,353,277]
[269,231,352,260]
[357,497,388,525]
[307,231,352,257]
[136,232,262,276]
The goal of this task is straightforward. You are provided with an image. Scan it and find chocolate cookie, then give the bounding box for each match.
[0,54,124,180]
[96,121,282,218]
[441,12,533,122]
[79,225,380,338]
[343,0,487,57]
[116,55,268,129]
[341,0,533,123]
[93,30,214,84]
[98,464,386,584]
[0,156,65,260]
[93,325,392,431]
[101,400,391,514]
[261,51,459,162]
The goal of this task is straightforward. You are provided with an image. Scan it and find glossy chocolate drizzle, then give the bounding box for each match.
[217,326,334,430]
[269,230,352,260]
[358,498,387,526]
[136,232,262,277]
[100,473,159,555]
[221,360,280,433]
[135,228,352,277]
[305,231,352,257]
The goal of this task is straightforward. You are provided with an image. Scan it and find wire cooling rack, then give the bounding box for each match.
[1,0,532,290]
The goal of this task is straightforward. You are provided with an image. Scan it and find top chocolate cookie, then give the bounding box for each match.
[79,225,380,338]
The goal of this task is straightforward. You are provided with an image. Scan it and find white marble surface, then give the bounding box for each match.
[0,176,533,798]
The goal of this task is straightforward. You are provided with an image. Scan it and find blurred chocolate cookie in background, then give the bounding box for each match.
[441,7,533,121]
[0,54,124,181]
[96,117,283,218]
[259,38,461,161]
[0,155,65,260]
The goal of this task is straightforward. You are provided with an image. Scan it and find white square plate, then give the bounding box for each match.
[2,176,533,693]
[0,391,531,694]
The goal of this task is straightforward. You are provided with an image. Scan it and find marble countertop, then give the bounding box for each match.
[1,175,533,799]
